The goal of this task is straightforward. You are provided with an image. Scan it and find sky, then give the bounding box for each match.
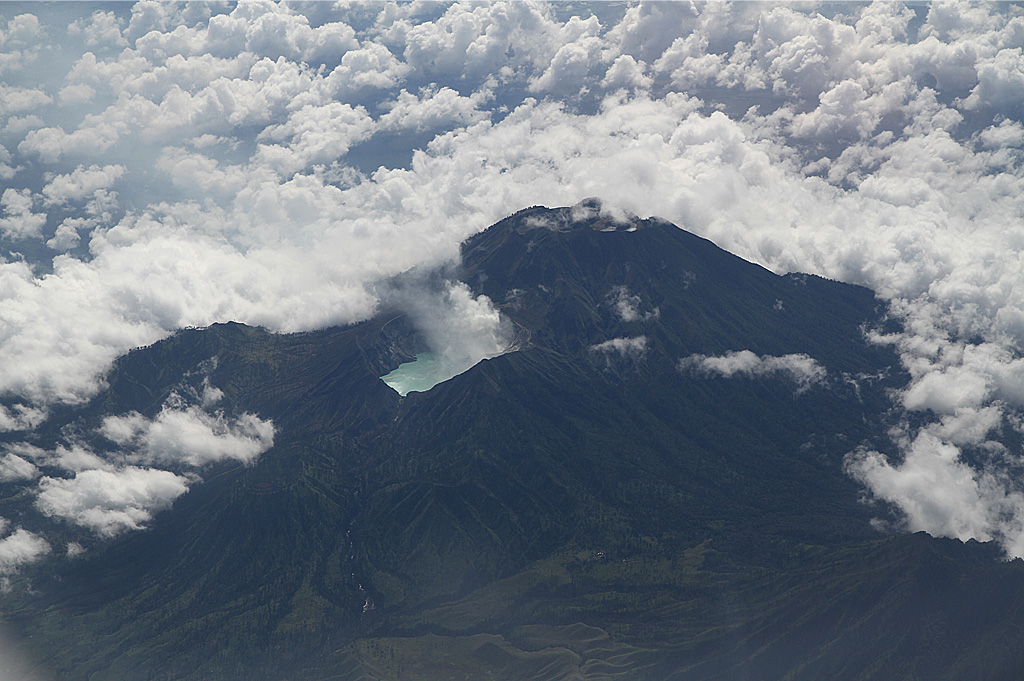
[0,0,1024,573]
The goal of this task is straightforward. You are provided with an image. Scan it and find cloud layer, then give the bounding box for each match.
[0,1,1021,557]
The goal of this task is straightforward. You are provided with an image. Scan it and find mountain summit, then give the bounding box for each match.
[4,204,1024,681]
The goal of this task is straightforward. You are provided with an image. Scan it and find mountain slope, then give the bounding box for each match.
[4,203,1023,681]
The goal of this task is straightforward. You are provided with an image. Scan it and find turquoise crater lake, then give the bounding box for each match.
[380,353,452,396]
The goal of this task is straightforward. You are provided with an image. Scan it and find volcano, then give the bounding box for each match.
[4,202,1024,681]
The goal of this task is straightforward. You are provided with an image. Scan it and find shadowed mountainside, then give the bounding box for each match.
[4,202,1024,681]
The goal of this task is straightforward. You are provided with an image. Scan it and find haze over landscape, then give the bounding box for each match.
[2,2,1024,678]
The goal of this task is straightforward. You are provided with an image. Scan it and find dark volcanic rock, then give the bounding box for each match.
[5,205,1022,681]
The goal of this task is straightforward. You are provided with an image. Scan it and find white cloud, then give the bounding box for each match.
[0,13,45,74]
[49,444,112,474]
[240,9,358,64]
[0,145,17,181]
[964,48,1024,113]
[0,13,43,49]
[789,78,902,141]
[846,428,1024,558]
[42,164,125,206]
[0,85,51,116]
[2,367,270,545]
[0,453,39,482]
[317,42,410,103]
[129,2,356,64]
[379,87,489,133]
[529,32,603,94]
[1,443,46,464]
[590,336,647,357]
[67,50,254,101]
[19,124,120,164]
[58,83,96,105]
[920,3,1003,42]
[100,402,275,468]
[681,350,826,390]
[0,525,47,590]
[0,527,50,577]
[932,407,1003,447]
[125,1,179,42]
[848,433,994,541]
[400,2,564,81]
[22,54,324,163]
[156,149,249,199]
[902,363,991,414]
[977,119,1024,150]
[654,34,726,91]
[47,217,91,251]
[68,10,127,50]
[0,404,47,433]
[35,467,190,537]
[603,2,702,65]
[608,286,658,323]
[4,115,44,138]
[600,54,652,92]
[257,102,376,173]
[0,188,46,240]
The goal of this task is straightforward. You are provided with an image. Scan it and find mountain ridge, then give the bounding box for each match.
[2,203,1021,681]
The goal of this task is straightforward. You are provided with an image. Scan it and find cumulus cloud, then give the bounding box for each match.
[0,13,45,74]
[529,27,603,94]
[600,54,652,92]
[0,404,47,432]
[47,217,89,251]
[0,452,39,483]
[0,527,50,580]
[379,86,489,133]
[0,146,17,181]
[57,83,96,106]
[128,2,356,64]
[590,336,648,357]
[603,2,703,65]
[257,101,376,173]
[320,42,410,101]
[19,124,117,164]
[35,467,190,537]
[398,2,566,81]
[1,367,272,546]
[0,85,51,117]
[652,33,726,90]
[100,403,274,468]
[42,164,124,206]
[67,10,127,50]
[964,47,1024,113]
[845,424,1024,559]
[0,188,46,240]
[681,351,826,391]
